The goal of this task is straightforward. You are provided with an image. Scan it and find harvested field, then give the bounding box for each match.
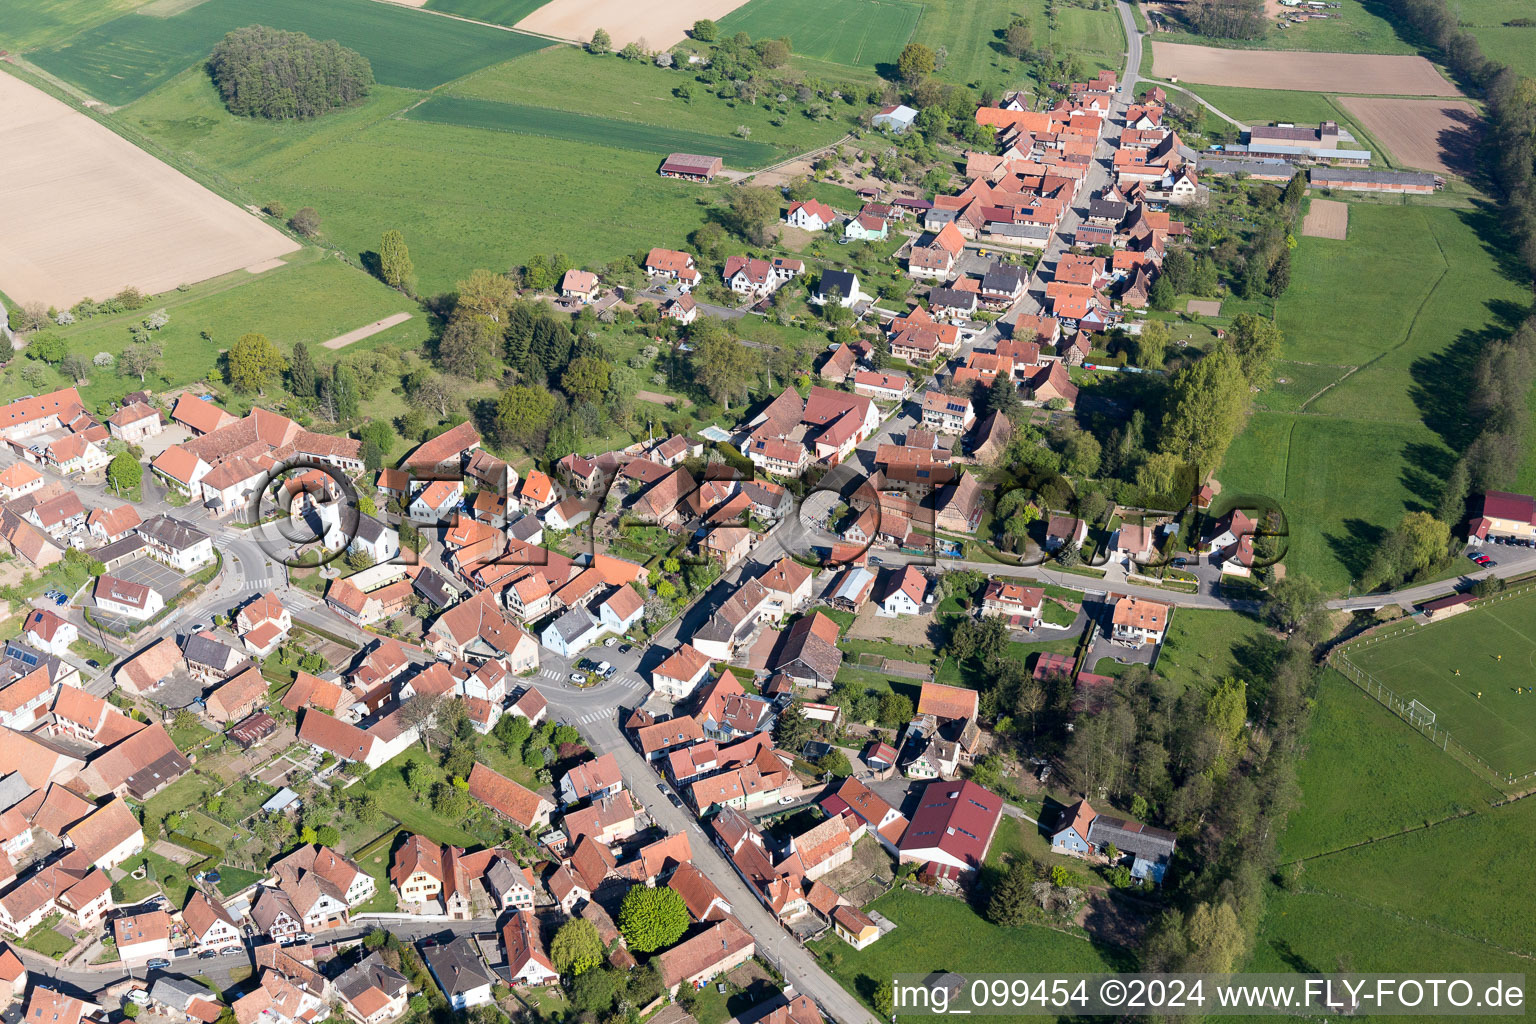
[515,0,751,48]
[1151,42,1460,95]
[323,311,413,349]
[0,72,298,309]
[1336,96,1480,177]
[245,257,288,274]
[1301,198,1348,239]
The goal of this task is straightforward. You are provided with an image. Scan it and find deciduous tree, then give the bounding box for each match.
[457,269,517,322]
[690,318,756,409]
[897,42,936,82]
[617,884,688,952]
[228,332,288,394]
[550,918,603,976]
[495,385,556,448]
[107,452,142,495]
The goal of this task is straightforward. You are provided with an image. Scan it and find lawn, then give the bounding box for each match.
[122,73,717,296]
[30,0,547,106]
[421,0,547,26]
[445,45,857,156]
[17,914,76,958]
[718,0,924,69]
[1279,670,1500,861]
[1153,609,1275,695]
[1339,589,1536,779]
[1151,0,1415,54]
[404,95,783,167]
[809,888,1127,1017]
[1170,84,1380,155]
[213,865,263,897]
[361,749,486,847]
[9,251,424,415]
[1218,203,1532,593]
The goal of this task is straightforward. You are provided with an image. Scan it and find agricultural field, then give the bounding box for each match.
[3,253,425,413]
[1279,671,1501,862]
[0,69,298,310]
[718,0,923,69]
[1336,96,1482,176]
[405,95,783,166]
[514,0,751,50]
[448,46,857,155]
[1218,203,1531,592]
[1299,197,1348,238]
[1,0,152,51]
[121,73,710,296]
[1150,42,1459,94]
[29,0,547,106]
[1149,0,1415,54]
[1168,84,1379,149]
[421,0,548,26]
[1340,590,1536,780]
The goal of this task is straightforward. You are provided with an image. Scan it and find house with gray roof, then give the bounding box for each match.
[422,937,495,1010]
[540,606,601,658]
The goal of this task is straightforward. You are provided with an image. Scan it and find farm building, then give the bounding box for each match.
[1198,158,1296,182]
[872,104,918,133]
[1308,167,1440,193]
[659,153,723,182]
[1220,141,1370,166]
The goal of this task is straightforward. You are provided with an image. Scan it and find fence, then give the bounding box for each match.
[1331,579,1536,790]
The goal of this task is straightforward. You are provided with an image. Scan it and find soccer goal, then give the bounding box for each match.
[1407,700,1437,728]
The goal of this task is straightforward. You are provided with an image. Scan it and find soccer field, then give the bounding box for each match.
[1342,588,1536,780]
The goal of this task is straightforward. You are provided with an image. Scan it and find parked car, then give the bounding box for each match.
[146,958,171,970]
[604,637,618,647]
[569,673,585,683]
[222,946,243,956]
[199,950,219,960]
[667,793,683,808]
[1467,550,1486,561]
[125,992,151,1007]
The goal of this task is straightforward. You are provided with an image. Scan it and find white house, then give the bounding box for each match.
[1111,595,1169,647]
[183,893,242,951]
[812,270,866,308]
[786,199,836,232]
[540,606,602,657]
[877,567,927,617]
[138,515,214,571]
[23,607,78,657]
[502,912,558,987]
[94,575,165,621]
[597,587,644,635]
[652,643,714,701]
[348,516,400,564]
[423,939,495,1010]
[409,481,463,524]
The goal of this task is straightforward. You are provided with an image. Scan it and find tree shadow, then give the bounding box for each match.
[1401,440,1455,513]
[359,250,383,283]
[1406,325,1488,455]
[1325,517,1386,581]
[1270,938,1320,974]
[1456,202,1531,287]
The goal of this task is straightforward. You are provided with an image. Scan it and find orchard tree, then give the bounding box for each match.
[228,332,288,394]
[406,372,457,420]
[589,28,612,54]
[119,340,163,383]
[1004,17,1033,57]
[288,206,320,236]
[691,18,718,40]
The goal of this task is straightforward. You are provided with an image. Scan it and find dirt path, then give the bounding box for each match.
[322,311,413,350]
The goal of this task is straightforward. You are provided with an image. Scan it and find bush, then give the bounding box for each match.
[208,26,374,120]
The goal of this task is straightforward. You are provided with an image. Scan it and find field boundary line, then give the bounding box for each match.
[1288,806,1485,864]
[1287,886,1536,962]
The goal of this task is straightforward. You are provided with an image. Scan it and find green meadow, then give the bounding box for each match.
[1219,203,1531,592]
[404,95,783,166]
[421,0,547,27]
